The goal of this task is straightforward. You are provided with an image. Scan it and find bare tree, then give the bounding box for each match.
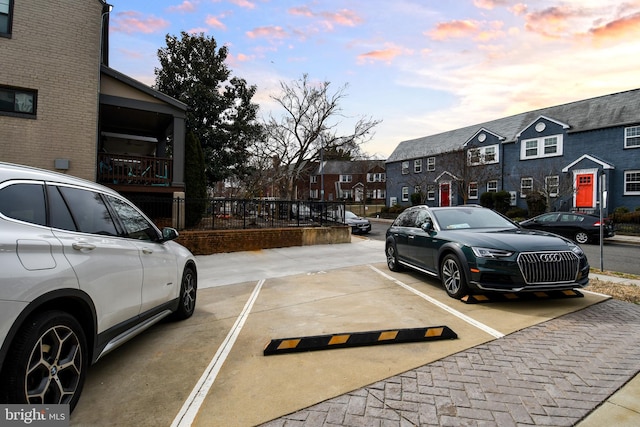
[253,74,381,199]
[437,149,500,204]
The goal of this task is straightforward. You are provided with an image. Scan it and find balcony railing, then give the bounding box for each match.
[98,153,172,187]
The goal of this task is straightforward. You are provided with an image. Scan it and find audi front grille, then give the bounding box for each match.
[517,251,579,284]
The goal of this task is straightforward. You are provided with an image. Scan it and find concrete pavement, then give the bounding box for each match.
[248,235,640,427]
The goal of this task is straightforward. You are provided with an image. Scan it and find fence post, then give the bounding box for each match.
[173,192,185,230]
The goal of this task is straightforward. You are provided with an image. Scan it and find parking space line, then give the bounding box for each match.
[171,279,265,427]
[369,266,505,339]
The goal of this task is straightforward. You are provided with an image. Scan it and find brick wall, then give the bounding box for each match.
[0,0,102,180]
[176,226,351,255]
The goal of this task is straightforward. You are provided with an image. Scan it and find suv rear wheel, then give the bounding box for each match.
[0,310,88,410]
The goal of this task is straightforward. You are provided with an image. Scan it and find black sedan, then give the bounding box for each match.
[385,205,589,299]
[344,210,371,234]
[518,212,615,244]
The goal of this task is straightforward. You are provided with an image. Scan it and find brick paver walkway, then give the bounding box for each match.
[261,299,640,426]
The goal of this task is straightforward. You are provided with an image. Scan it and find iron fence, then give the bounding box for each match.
[127,196,348,231]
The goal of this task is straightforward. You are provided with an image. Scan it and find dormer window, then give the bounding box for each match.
[521,135,563,160]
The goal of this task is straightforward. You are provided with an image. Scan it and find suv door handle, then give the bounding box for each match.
[72,242,96,251]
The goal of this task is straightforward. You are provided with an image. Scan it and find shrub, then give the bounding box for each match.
[506,207,527,220]
[410,192,423,206]
[479,192,494,209]
[525,192,546,217]
[493,191,512,214]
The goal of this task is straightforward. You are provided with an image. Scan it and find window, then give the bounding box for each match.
[625,171,640,195]
[520,177,533,197]
[0,85,37,116]
[401,186,409,202]
[487,180,498,192]
[414,185,421,194]
[414,159,422,173]
[427,157,435,171]
[367,173,386,182]
[56,187,118,235]
[310,175,317,184]
[342,189,352,199]
[401,161,409,175]
[468,182,478,199]
[468,144,499,166]
[0,0,13,36]
[625,126,640,148]
[0,183,46,226]
[310,189,318,198]
[107,195,157,240]
[368,189,386,199]
[521,135,563,159]
[427,185,435,200]
[545,175,559,197]
[339,175,352,183]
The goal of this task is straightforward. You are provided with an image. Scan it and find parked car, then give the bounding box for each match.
[345,210,372,234]
[518,212,615,244]
[0,162,197,411]
[385,205,589,299]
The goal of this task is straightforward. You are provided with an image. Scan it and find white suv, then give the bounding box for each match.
[0,162,197,410]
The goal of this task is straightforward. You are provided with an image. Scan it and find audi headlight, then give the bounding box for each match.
[472,247,514,258]
[568,243,584,257]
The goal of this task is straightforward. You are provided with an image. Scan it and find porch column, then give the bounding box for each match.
[172,116,185,187]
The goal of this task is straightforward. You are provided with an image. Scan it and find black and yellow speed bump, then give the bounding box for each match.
[263,325,458,356]
[461,289,584,304]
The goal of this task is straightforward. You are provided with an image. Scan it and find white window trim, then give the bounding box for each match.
[414,159,422,173]
[401,161,409,175]
[427,185,435,200]
[520,134,563,160]
[487,180,498,192]
[625,126,640,149]
[520,177,533,198]
[401,186,409,202]
[468,181,478,199]
[624,170,640,195]
[468,144,499,166]
[545,175,559,197]
[427,157,435,171]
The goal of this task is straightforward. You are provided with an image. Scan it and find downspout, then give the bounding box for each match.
[95,3,113,181]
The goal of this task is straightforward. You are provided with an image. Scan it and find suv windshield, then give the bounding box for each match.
[431,208,516,230]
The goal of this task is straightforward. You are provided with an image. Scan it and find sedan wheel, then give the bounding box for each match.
[574,231,590,244]
[441,254,469,299]
[0,311,87,411]
[386,243,402,272]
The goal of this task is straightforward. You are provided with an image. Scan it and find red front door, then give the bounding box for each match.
[575,174,594,208]
[440,183,450,207]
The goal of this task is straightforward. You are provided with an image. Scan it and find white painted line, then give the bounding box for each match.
[171,279,265,427]
[369,265,505,339]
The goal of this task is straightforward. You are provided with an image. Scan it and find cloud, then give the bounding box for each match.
[205,14,227,30]
[427,20,480,40]
[167,1,197,13]
[111,11,170,34]
[473,0,511,10]
[229,0,256,9]
[522,6,581,38]
[589,12,640,40]
[246,26,288,40]
[288,6,363,30]
[357,45,407,64]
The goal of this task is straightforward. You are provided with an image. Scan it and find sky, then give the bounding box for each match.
[105,0,640,158]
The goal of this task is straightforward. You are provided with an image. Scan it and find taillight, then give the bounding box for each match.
[593,221,601,226]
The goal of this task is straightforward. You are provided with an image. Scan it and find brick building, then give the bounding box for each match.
[308,160,386,203]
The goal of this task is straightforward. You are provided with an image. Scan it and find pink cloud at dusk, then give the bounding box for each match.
[473,0,511,10]
[357,45,407,64]
[428,20,479,40]
[206,15,227,30]
[111,11,170,34]
[229,0,256,9]
[589,12,640,40]
[246,26,288,40]
[288,6,362,30]
[167,1,197,13]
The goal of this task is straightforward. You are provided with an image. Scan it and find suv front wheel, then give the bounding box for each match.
[0,310,88,410]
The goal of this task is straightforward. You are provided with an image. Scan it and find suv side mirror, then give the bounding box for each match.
[161,227,179,242]
[420,220,433,232]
